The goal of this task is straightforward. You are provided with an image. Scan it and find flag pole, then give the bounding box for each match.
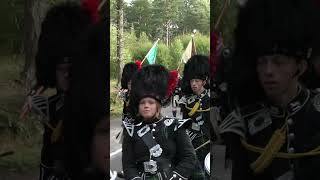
[214,0,229,30]
[141,38,160,64]
[98,0,107,11]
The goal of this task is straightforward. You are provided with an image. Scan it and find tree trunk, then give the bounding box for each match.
[116,0,124,87]
[22,0,49,92]
[22,0,37,92]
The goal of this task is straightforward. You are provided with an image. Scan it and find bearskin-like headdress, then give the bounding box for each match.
[181,55,210,95]
[36,1,97,89]
[121,62,139,89]
[64,18,108,179]
[129,65,170,117]
[234,0,319,61]
[230,0,320,106]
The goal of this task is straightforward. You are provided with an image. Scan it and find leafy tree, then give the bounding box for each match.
[182,0,210,35]
[125,0,152,38]
[116,0,125,86]
[169,38,183,69]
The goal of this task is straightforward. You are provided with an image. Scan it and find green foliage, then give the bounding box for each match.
[0,0,73,54]
[182,0,210,35]
[169,38,183,69]
[110,25,117,79]
[130,41,153,62]
[110,0,117,23]
[138,32,151,43]
[120,0,210,41]
[110,79,123,117]
[123,28,137,63]
[194,34,210,55]
[0,0,24,54]
[110,26,210,77]
[0,55,42,171]
[156,43,172,68]
[125,0,152,38]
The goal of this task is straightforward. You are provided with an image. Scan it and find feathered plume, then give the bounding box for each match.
[135,60,142,70]
[166,70,179,97]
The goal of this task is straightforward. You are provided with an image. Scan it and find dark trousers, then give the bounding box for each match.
[39,163,69,180]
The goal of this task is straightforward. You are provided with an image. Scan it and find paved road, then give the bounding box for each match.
[110,106,232,180]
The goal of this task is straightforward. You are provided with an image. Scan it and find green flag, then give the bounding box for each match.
[146,42,158,64]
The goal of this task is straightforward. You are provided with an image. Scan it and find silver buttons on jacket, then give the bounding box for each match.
[288,147,295,153]
[288,133,295,140]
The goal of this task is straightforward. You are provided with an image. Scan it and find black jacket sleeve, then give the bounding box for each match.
[173,127,197,179]
[122,130,141,180]
[181,105,189,119]
[223,133,251,180]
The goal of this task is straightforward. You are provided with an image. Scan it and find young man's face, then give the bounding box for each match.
[256,55,304,97]
[56,63,71,92]
[190,79,206,95]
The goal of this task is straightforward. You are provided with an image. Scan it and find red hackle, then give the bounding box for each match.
[81,0,100,24]
[135,60,142,70]
[166,70,179,97]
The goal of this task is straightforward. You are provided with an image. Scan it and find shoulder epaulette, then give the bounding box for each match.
[123,120,135,137]
[174,118,192,131]
[219,110,246,138]
[30,95,49,118]
[240,103,265,118]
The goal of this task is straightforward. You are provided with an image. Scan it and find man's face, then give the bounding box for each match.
[190,79,206,95]
[56,63,71,92]
[256,55,302,97]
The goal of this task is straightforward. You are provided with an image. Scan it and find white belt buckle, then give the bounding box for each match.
[192,122,200,131]
[144,160,157,174]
